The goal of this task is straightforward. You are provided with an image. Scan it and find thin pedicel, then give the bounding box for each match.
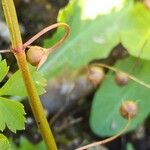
[0,23,70,69]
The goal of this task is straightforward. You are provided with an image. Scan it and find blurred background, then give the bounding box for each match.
[0,0,150,150]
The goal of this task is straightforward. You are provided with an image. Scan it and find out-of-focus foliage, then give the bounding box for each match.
[11,137,46,150]
[41,0,150,137]
[121,2,150,59]
[41,0,125,78]
[127,142,135,150]
[0,134,10,150]
[90,57,150,136]
[41,0,150,79]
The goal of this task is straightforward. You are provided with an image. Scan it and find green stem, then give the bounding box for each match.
[2,0,57,149]
[2,0,22,48]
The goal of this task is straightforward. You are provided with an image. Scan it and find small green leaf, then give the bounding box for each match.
[0,97,26,132]
[0,134,10,150]
[0,59,9,82]
[0,65,46,96]
[90,57,150,136]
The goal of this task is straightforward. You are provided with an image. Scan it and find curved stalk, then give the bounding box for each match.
[76,117,131,150]
[24,23,70,52]
[24,23,70,69]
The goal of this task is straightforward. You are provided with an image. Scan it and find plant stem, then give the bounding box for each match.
[2,0,22,48]
[2,0,57,149]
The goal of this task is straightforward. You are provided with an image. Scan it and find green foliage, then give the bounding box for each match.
[12,137,46,150]
[0,134,10,150]
[41,0,150,79]
[1,0,150,147]
[41,0,124,78]
[0,59,9,82]
[0,65,46,96]
[127,142,134,150]
[90,57,150,136]
[0,97,25,132]
[40,0,150,138]
[120,2,150,59]
[0,58,46,133]
[0,58,26,132]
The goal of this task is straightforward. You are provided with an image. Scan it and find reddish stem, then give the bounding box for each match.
[1,23,70,69]
[23,23,70,53]
[0,23,70,55]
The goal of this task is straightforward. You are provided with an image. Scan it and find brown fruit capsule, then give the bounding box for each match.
[120,101,138,119]
[87,66,105,87]
[115,72,129,86]
[26,46,46,66]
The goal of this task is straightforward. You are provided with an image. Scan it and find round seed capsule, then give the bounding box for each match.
[115,72,129,86]
[87,66,105,87]
[120,101,138,119]
[27,46,46,66]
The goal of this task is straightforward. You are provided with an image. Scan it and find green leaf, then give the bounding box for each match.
[40,0,127,78]
[0,59,9,82]
[90,57,150,136]
[127,142,134,150]
[0,134,10,150]
[40,1,150,79]
[0,97,25,132]
[0,65,46,96]
[120,3,150,60]
[12,137,46,150]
